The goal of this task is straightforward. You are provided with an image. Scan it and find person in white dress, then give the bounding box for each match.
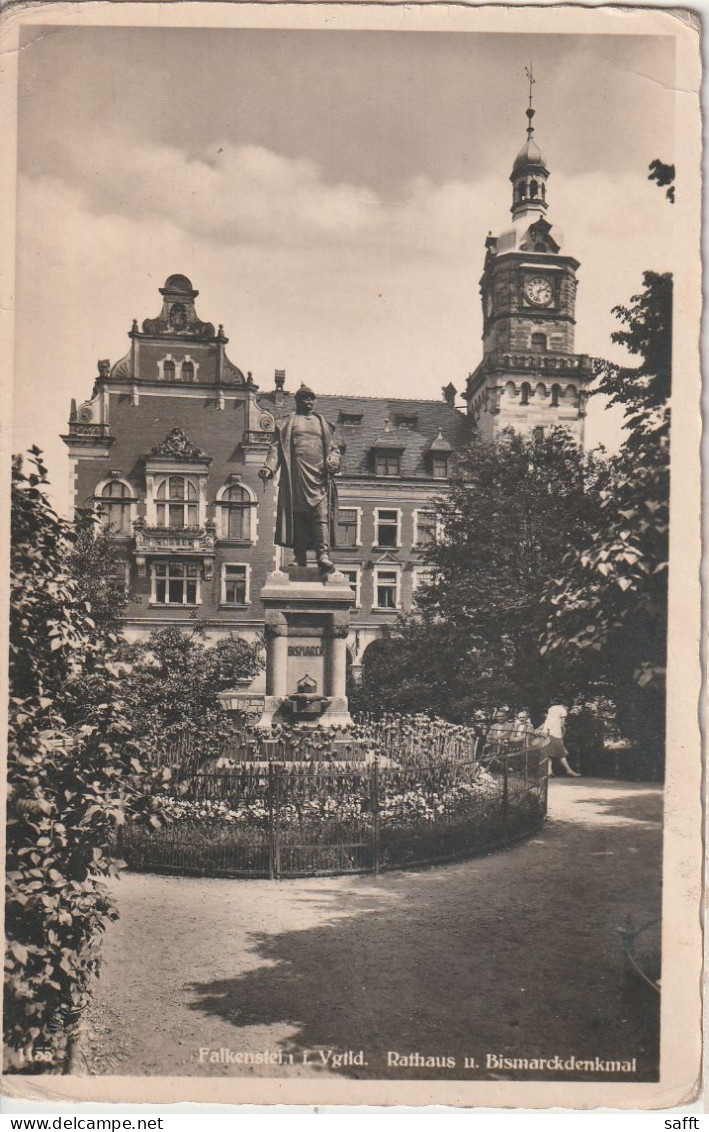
[539,703,580,776]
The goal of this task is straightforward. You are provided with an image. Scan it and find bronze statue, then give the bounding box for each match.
[259,385,341,572]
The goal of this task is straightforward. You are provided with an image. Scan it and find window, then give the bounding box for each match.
[533,426,545,444]
[341,568,361,608]
[163,359,176,381]
[551,384,561,407]
[375,509,400,548]
[152,561,200,605]
[531,333,547,352]
[394,414,418,429]
[374,452,400,477]
[337,507,360,547]
[415,510,437,547]
[97,480,132,536]
[529,180,538,199]
[520,383,531,406]
[375,569,399,610]
[182,360,195,382]
[339,411,363,426]
[518,180,526,200]
[222,563,249,605]
[432,456,448,479]
[108,561,130,597]
[219,484,252,541]
[156,476,199,529]
[412,567,433,595]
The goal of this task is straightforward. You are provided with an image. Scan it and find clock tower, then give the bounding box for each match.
[464,78,592,444]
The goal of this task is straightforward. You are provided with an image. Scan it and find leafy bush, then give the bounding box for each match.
[117,626,263,770]
[6,453,167,1073]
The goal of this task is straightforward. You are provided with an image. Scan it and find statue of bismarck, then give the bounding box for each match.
[258,384,341,573]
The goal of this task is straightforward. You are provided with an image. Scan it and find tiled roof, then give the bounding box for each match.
[260,391,470,478]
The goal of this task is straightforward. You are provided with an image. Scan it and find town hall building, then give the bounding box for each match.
[62,100,592,684]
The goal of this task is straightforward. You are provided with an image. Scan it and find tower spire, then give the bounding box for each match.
[510,65,549,219]
[524,63,535,141]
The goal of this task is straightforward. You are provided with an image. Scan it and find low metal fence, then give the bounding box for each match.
[121,746,548,880]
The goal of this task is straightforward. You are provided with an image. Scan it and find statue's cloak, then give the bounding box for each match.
[263,412,340,548]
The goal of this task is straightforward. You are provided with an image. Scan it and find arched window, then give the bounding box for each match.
[520,382,531,406]
[541,183,546,200]
[531,333,547,352]
[97,479,132,536]
[182,360,195,382]
[518,180,527,200]
[551,384,561,407]
[219,483,253,541]
[529,180,538,199]
[156,476,199,529]
[163,359,176,381]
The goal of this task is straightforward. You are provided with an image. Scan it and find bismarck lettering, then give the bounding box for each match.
[485,1054,638,1073]
[287,645,323,657]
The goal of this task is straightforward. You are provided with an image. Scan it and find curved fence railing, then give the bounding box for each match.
[121,746,548,880]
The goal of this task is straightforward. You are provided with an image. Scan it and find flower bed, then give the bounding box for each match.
[121,717,547,878]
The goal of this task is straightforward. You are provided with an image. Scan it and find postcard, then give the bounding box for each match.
[1,1,702,1111]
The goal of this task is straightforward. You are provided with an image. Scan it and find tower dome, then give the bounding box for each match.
[512,136,548,176]
[509,68,550,220]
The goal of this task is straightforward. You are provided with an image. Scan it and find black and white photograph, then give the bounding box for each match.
[2,2,702,1111]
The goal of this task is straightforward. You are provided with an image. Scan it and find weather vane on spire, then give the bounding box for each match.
[524,63,536,141]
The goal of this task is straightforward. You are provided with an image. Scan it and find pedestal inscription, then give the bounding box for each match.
[257,566,354,729]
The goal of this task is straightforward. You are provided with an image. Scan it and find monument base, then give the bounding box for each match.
[256,565,354,731]
[257,695,353,731]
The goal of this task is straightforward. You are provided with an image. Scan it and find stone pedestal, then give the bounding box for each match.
[257,566,354,729]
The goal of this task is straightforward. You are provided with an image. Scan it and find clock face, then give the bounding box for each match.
[524,276,553,306]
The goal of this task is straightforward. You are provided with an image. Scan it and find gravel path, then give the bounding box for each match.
[77,779,662,1082]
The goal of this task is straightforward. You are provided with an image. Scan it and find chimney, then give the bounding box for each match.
[442,382,457,408]
[274,368,286,407]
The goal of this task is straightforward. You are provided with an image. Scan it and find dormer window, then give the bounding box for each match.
[425,429,453,478]
[375,452,401,477]
[371,419,405,477]
[339,411,363,426]
[394,413,419,430]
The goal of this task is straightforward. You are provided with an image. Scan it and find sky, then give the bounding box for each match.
[12,26,675,514]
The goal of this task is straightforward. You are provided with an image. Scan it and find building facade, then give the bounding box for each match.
[62,274,469,682]
[62,104,590,684]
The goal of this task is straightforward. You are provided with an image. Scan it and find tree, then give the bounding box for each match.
[118,624,264,768]
[69,509,130,640]
[6,451,165,1071]
[355,429,610,723]
[543,273,671,769]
